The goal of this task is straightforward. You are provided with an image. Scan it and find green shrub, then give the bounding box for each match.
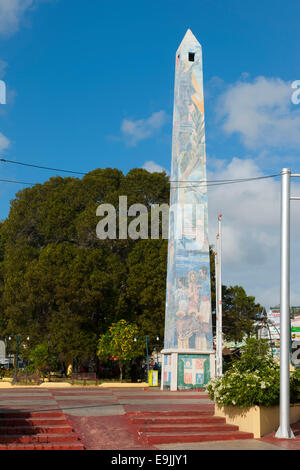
[24,364,36,374]
[291,368,300,403]
[207,337,300,407]
[28,343,58,377]
[207,361,280,407]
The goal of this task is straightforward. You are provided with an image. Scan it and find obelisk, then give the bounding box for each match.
[161,30,215,391]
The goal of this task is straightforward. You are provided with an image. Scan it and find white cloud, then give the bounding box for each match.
[0,132,10,151]
[0,0,49,148]
[0,0,51,36]
[208,157,300,308]
[142,160,169,174]
[121,110,168,146]
[0,0,33,35]
[218,76,300,149]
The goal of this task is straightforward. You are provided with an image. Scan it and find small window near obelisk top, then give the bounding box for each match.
[188,52,195,62]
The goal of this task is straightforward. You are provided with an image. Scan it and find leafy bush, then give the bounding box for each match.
[24,364,36,374]
[97,320,144,381]
[291,368,300,403]
[207,362,280,407]
[3,369,13,378]
[207,337,300,407]
[28,343,58,377]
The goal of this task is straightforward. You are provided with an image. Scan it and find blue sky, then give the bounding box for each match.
[1,0,300,307]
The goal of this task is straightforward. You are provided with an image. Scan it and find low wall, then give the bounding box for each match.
[215,404,300,438]
[99,382,149,388]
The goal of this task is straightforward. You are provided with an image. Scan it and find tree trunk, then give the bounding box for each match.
[95,355,100,378]
[119,362,123,382]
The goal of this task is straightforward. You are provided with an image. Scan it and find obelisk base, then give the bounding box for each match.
[160,349,215,391]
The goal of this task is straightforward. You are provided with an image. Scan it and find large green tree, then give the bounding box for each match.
[125,239,167,350]
[0,168,169,367]
[222,285,263,343]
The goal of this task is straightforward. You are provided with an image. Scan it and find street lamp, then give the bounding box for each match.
[12,335,21,384]
[10,335,30,384]
[5,336,12,370]
[135,335,160,383]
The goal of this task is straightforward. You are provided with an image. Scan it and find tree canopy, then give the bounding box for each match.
[97,319,144,380]
[0,168,169,367]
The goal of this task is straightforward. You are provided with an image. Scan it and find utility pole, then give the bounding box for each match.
[145,335,149,384]
[135,335,159,384]
[214,248,219,374]
[12,335,21,385]
[218,214,223,376]
[275,168,294,439]
[215,214,223,377]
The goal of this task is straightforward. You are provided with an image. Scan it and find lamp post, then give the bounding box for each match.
[215,214,223,377]
[275,168,300,439]
[145,335,150,383]
[135,335,160,383]
[6,336,12,370]
[275,168,294,439]
[10,335,30,385]
[12,335,21,384]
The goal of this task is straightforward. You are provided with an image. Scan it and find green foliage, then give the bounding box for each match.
[207,338,281,407]
[97,319,144,380]
[208,338,300,407]
[125,239,167,347]
[98,319,143,360]
[24,364,36,374]
[209,247,216,311]
[29,343,55,376]
[222,286,262,342]
[291,368,300,403]
[0,168,168,365]
[238,337,271,371]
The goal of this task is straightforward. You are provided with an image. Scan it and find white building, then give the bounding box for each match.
[259,306,300,359]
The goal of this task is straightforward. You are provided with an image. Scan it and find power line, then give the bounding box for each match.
[171,174,280,188]
[0,178,34,185]
[0,158,86,175]
[170,174,279,184]
[0,157,280,188]
[0,174,279,189]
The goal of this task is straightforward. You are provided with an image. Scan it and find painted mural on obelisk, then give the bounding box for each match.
[162,30,214,390]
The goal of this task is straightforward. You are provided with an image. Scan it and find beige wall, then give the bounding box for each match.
[215,404,300,438]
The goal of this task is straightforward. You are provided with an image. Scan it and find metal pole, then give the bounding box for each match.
[218,214,223,376]
[214,250,219,373]
[275,168,294,439]
[215,232,221,376]
[146,336,149,383]
[12,335,21,384]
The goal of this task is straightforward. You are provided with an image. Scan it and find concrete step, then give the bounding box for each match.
[136,423,239,433]
[127,409,214,417]
[0,409,83,450]
[0,433,80,444]
[119,394,211,400]
[0,425,73,435]
[129,415,226,425]
[0,417,68,426]
[0,442,84,450]
[0,411,64,419]
[139,430,254,445]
